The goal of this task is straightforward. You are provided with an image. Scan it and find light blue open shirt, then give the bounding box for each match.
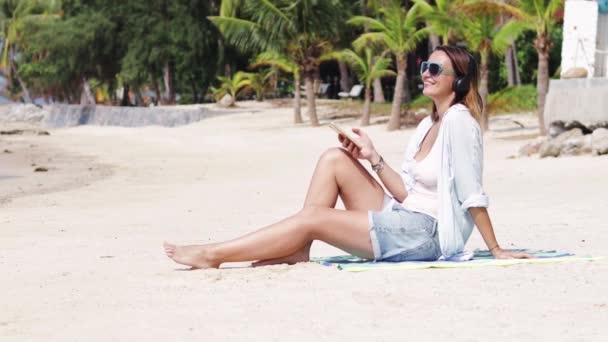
[400,103,489,259]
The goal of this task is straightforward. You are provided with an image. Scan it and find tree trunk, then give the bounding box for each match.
[80,77,95,105]
[388,57,407,131]
[191,79,199,103]
[224,63,231,77]
[479,53,490,131]
[372,56,386,103]
[9,47,32,103]
[135,88,145,107]
[429,34,441,51]
[338,60,351,93]
[152,77,161,106]
[361,85,372,126]
[373,78,385,103]
[163,61,175,104]
[293,75,303,124]
[536,45,550,135]
[513,43,521,86]
[305,75,319,127]
[505,43,521,86]
[120,84,131,106]
[402,71,411,103]
[313,67,321,95]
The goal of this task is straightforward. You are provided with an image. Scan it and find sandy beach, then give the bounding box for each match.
[1,101,607,341]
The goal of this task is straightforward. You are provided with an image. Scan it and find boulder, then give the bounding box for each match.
[539,128,583,158]
[218,94,233,107]
[561,135,591,156]
[561,67,588,79]
[548,121,567,138]
[591,128,608,155]
[518,137,546,157]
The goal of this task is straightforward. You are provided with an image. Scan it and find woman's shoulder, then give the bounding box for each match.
[444,104,480,130]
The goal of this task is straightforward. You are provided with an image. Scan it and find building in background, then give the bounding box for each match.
[544,0,608,131]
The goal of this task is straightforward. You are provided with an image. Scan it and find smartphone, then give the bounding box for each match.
[328,122,363,149]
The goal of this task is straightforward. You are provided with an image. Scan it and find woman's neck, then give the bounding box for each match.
[434,95,455,120]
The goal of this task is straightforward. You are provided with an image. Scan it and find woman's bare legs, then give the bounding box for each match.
[164,207,373,269]
[252,147,385,266]
[164,147,386,269]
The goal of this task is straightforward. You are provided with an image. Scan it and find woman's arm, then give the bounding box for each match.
[368,150,408,203]
[339,129,408,202]
[468,207,534,259]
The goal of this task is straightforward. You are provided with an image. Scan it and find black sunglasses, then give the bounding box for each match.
[420,61,456,77]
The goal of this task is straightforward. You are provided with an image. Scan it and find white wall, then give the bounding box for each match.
[596,14,608,77]
[561,0,599,78]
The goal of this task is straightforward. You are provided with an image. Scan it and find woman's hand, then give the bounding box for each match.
[338,128,379,162]
[492,247,535,259]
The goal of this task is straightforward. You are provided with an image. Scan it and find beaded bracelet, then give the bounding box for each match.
[371,156,384,173]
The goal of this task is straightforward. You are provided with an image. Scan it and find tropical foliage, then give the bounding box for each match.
[0,0,564,134]
[210,71,252,107]
[330,48,395,126]
[349,0,429,130]
[210,0,348,126]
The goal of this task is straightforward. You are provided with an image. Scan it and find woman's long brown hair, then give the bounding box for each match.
[431,45,484,125]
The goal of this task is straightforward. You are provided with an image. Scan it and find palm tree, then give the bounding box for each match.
[246,68,274,102]
[413,0,463,45]
[209,0,346,127]
[0,0,58,103]
[456,0,524,130]
[349,1,429,131]
[331,48,395,126]
[210,71,252,107]
[252,51,303,123]
[507,0,564,135]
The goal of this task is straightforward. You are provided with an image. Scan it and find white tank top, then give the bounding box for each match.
[401,137,440,218]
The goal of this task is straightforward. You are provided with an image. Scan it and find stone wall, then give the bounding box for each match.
[0,104,227,128]
[543,78,608,131]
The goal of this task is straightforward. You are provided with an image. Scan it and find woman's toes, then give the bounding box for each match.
[163,242,176,257]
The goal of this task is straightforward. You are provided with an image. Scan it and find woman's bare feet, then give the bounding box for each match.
[163,242,221,269]
[251,247,310,267]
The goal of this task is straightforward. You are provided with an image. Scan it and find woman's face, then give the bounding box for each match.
[421,50,456,100]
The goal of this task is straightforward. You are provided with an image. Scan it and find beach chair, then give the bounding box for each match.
[338,84,364,99]
[298,83,331,98]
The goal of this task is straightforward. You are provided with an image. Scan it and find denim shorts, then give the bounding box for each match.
[368,198,442,262]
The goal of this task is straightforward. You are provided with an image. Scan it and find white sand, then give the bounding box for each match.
[1,101,607,341]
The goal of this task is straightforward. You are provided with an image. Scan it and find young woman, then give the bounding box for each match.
[164,45,533,269]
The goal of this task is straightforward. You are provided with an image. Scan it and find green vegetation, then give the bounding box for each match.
[349,0,430,130]
[487,85,536,114]
[328,48,395,126]
[0,0,564,133]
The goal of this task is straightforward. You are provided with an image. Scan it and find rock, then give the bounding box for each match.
[3,149,12,153]
[561,67,588,79]
[218,94,233,107]
[0,129,24,135]
[402,110,427,127]
[561,135,588,156]
[34,167,48,172]
[591,128,608,155]
[416,108,429,116]
[548,121,567,138]
[37,131,50,136]
[563,121,592,134]
[518,137,546,157]
[582,134,593,154]
[539,128,583,158]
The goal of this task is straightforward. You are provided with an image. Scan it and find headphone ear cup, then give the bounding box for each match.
[453,76,469,96]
